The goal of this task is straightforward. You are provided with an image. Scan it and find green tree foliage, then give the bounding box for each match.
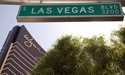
[75,36,110,75]
[111,27,125,74]
[32,36,81,75]
[114,27,125,44]
[32,27,125,75]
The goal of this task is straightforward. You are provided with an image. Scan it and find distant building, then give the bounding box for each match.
[0,25,45,75]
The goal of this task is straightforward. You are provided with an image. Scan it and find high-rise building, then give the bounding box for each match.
[0,25,45,75]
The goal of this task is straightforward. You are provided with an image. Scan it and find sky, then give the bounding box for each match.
[0,5,125,51]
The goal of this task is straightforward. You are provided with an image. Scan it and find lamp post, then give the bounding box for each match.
[40,0,42,3]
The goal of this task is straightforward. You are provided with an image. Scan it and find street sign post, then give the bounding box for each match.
[0,0,125,6]
[17,3,124,22]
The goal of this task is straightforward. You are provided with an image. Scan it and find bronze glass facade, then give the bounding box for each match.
[0,25,45,75]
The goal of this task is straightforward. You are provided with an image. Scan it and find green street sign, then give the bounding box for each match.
[17,3,124,22]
